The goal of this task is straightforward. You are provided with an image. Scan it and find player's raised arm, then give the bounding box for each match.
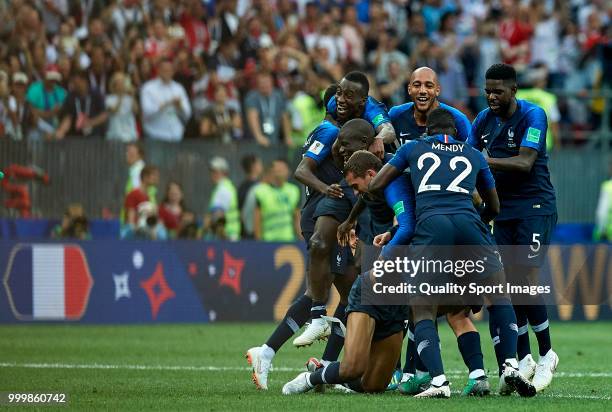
[368,141,414,196]
[367,163,401,197]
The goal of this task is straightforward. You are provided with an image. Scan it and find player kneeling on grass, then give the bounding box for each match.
[282,153,417,395]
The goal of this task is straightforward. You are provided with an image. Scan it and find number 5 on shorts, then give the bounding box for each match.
[530,233,541,253]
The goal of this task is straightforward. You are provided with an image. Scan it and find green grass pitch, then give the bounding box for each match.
[0,322,610,411]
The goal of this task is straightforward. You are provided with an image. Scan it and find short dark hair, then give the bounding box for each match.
[426,108,456,135]
[343,71,369,96]
[127,142,145,158]
[485,63,517,83]
[340,118,375,146]
[140,165,158,181]
[323,83,338,108]
[241,154,260,174]
[344,150,382,178]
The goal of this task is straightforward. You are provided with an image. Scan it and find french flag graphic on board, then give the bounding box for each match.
[3,244,94,321]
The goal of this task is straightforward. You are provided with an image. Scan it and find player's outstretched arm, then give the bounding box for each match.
[487,146,538,174]
[294,157,343,198]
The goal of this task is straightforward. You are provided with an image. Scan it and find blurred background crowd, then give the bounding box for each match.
[0,0,611,241]
[0,0,610,147]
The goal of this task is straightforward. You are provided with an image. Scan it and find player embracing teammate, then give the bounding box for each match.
[250,63,558,396]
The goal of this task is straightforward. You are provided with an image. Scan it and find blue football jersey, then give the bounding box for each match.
[301,120,342,233]
[362,153,397,237]
[470,99,556,220]
[389,134,495,222]
[383,173,416,247]
[389,102,472,146]
[327,95,390,130]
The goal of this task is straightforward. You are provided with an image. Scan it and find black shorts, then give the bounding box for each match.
[303,232,355,276]
[346,275,409,341]
[494,213,557,267]
[410,214,504,284]
[313,193,355,224]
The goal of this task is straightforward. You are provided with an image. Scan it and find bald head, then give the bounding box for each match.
[410,67,439,85]
[408,66,441,114]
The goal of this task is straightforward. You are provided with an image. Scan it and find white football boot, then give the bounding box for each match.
[518,354,537,381]
[282,372,313,395]
[292,319,331,347]
[532,349,559,392]
[245,346,272,390]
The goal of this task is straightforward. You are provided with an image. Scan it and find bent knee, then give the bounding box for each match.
[309,234,330,257]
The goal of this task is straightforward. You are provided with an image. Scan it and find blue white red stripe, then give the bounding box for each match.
[4,244,93,320]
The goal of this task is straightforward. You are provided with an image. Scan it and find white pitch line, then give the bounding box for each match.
[0,362,610,401]
[1,362,611,378]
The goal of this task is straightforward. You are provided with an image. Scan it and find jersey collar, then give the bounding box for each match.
[432,134,459,144]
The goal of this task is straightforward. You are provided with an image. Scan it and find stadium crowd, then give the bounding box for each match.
[0,0,610,239]
[0,0,610,146]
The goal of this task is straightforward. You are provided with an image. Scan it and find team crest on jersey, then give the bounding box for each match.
[308,140,324,155]
[506,128,516,148]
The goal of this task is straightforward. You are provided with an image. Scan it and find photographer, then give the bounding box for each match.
[52,203,91,240]
[124,201,168,240]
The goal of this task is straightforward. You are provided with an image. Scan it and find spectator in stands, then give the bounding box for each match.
[369,28,409,84]
[140,58,191,142]
[124,142,145,193]
[110,0,147,51]
[6,72,37,141]
[238,154,263,239]
[198,85,242,141]
[205,156,240,241]
[499,0,533,72]
[159,181,186,236]
[287,76,325,149]
[55,70,107,139]
[121,142,153,224]
[517,64,562,150]
[25,65,67,137]
[379,60,409,108]
[123,165,159,228]
[238,154,263,210]
[52,203,90,240]
[0,71,8,136]
[105,72,138,142]
[179,0,210,56]
[253,159,301,242]
[87,46,111,97]
[245,71,292,147]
